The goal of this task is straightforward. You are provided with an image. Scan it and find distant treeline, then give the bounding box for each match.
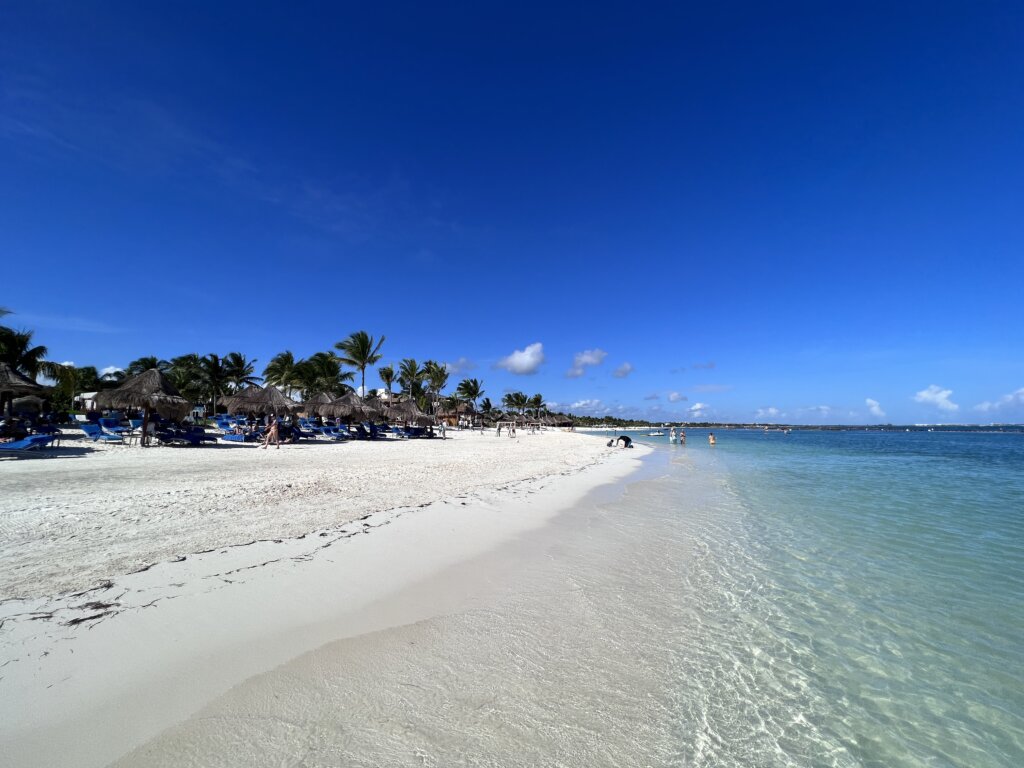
[570,415,1024,432]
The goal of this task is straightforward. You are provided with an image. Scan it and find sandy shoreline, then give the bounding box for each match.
[1,429,608,599]
[0,430,649,768]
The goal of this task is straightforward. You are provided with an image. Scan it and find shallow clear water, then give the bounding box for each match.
[644,429,1024,766]
[123,431,1024,767]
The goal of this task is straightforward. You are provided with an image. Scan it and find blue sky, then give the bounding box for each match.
[3,2,1022,423]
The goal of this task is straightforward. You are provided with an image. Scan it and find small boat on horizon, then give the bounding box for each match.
[646,430,666,436]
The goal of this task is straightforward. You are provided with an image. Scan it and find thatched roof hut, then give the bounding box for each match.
[94,369,191,419]
[436,401,473,418]
[94,369,191,445]
[385,398,433,426]
[322,391,381,421]
[218,384,262,412]
[0,362,44,397]
[225,385,297,416]
[301,391,337,416]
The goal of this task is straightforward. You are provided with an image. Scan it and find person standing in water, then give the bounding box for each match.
[669,427,676,444]
[708,432,716,446]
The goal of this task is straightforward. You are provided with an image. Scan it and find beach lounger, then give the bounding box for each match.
[99,417,131,435]
[80,423,124,442]
[0,435,54,452]
[319,426,351,441]
[155,432,202,446]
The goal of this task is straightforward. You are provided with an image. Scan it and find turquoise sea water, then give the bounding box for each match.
[121,430,1024,767]
[627,429,1024,766]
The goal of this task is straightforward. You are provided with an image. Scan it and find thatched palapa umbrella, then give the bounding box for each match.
[302,391,336,416]
[385,397,433,426]
[322,391,381,422]
[225,384,298,416]
[1,362,46,419]
[94,368,190,446]
[0,362,44,397]
[218,384,262,413]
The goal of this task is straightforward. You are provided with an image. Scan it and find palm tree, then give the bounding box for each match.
[335,331,385,398]
[263,351,302,398]
[223,352,260,392]
[294,352,354,399]
[455,378,484,413]
[398,358,424,399]
[199,353,229,413]
[126,356,171,377]
[479,396,494,418]
[422,360,449,414]
[167,354,204,403]
[529,393,544,418]
[502,391,529,415]
[100,368,126,387]
[377,364,395,404]
[0,327,49,377]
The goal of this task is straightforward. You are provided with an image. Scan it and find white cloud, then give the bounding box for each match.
[497,342,545,375]
[914,384,958,412]
[866,398,886,418]
[756,407,781,419]
[59,360,75,367]
[612,362,634,378]
[569,398,604,414]
[444,357,476,375]
[100,365,123,377]
[668,391,687,403]
[688,402,710,418]
[566,348,607,378]
[975,387,1024,413]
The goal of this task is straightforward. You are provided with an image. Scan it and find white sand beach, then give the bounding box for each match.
[0,430,648,768]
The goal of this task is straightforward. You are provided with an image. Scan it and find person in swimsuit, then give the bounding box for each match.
[262,417,280,449]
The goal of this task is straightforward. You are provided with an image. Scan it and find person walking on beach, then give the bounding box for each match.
[262,417,280,449]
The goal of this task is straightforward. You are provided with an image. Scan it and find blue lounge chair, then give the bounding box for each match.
[319,426,351,441]
[0,435,54,452]
[99,417,130,435]
[80,424,123,442]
